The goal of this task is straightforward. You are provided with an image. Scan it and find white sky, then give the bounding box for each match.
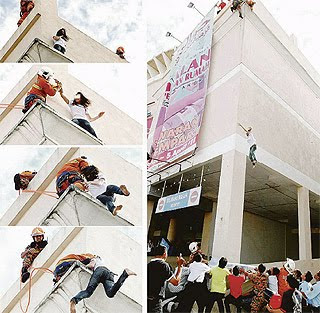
[0,147,142,217]
[147,0,320,75]
[0,64,144,124]
[0,0,144,64]
[0,226,142,298]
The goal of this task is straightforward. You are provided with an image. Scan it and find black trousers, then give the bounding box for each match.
[224,294,242,313]
[148,298,162,313]
[176,281,209,313]
[205,292,225,313]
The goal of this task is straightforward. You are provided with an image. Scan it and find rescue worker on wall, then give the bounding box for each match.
[116,46,125,59]
[20,227,48,283]
[14,170,37,190]
[53,253,95,284]
[83,165,130,216]
[70,255,137,313]
[18,0,34,27]
[56,156,96,197]
[23,67,62,114]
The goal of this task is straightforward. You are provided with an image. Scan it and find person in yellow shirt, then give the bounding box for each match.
[206,257,230,313]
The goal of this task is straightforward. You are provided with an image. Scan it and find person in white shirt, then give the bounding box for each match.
[53,28,69,54]
[59,90,105,138]
[267,267,280,294]
[81,165,130,216]
[70,255,137,313]
[177,253,211,313]
[239,124,258,168]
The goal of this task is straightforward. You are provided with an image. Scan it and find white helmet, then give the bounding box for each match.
[189,242,198,253]
[284,258,295,273]
[38,66,54,80]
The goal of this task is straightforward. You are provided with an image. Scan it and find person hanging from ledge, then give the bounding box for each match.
[82,165,130,216]
[231,0,256,18]
[17,0,34,27]
[23,66,62,114]
[20,227,48,283]
[14,170,37,191]
[116,46,126,59]
[56,156,91,197]
[70,255,137,313]
[53,28,69,54]
[53,253,95,283]
[59,90,105,138]
[239,123,257,168]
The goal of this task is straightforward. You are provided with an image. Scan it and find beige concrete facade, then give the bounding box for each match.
[147,2,320,266]
[0,227,142,313]
[0,0,126,63]
[0,65,142,145]
[0,147,142,226]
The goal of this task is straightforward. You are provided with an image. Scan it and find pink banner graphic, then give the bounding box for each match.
[148,13,214,172]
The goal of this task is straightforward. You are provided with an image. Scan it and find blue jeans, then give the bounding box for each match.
[97,185,124,213]
[71,267,128,304]
[72,119,97,138]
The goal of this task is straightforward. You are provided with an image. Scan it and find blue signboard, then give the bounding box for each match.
[155,186,202,213]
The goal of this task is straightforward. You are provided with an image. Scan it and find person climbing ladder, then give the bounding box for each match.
[20,227,48,283]
[239,123,258,167]
[18,0,34,27]
[23,67,62,114]
[69,255,137,313]
[59,90,105,138]
[82,165,130,216]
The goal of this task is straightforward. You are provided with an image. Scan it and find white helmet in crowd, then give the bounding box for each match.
[284,258,295,273]
[189,242,198,254]
[38,66,54,80]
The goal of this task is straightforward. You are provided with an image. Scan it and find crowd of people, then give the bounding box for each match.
[147,242,320,313]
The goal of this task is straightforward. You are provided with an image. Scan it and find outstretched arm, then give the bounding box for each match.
[59,89,69,104]
[86,112,105,122]
[238,123,248,133]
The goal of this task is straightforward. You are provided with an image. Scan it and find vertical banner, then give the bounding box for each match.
[148,12,214,172]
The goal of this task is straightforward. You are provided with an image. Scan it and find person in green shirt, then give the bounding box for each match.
[205,257,230,313]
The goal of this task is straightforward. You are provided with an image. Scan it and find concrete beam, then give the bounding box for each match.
[212,150,246,262]
[297,186,312,260]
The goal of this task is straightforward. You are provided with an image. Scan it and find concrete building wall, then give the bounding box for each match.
[0,147,142,226]
[0,65,142,145]
[0,227,142,313]
[0,0,125,63]
[241,211,286,264]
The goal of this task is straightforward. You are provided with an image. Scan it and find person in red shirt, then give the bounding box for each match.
[17,0,34,27]
[23,67,62,113]
[225,266,245,313]
[56,156,92,197]
[278,258,295,296]
[14,170,37,190]
[216,1,227,14]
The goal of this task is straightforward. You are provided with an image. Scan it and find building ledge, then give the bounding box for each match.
[0,101,103,145]
[18,38,74,63]
[34,263,141,313]
[40,186,133,226]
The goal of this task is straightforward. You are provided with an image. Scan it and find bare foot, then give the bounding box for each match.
[70,300,76,313]
[112,205,123,216]
[120,185,130,196]
[125,268,137,276]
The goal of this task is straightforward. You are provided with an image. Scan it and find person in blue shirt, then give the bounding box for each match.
[303,271,320,311]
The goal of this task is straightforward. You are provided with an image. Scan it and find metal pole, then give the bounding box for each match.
[195,7,205,17]
[200,166,204,186]
[161,180,167,198]
[178,173,184,193]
